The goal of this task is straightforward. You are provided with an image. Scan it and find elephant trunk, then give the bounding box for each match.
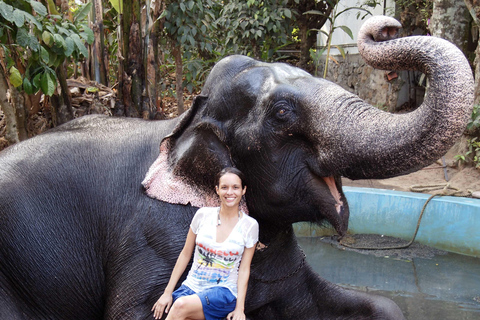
[311,16,474,180]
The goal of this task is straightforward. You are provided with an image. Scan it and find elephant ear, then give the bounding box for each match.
[142,96,246,211]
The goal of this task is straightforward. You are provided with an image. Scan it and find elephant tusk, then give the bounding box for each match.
[322,176,344,214]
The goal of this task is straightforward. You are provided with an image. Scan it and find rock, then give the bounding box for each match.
[472,191,480,199]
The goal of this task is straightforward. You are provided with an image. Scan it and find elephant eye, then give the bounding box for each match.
[274,102,293,120]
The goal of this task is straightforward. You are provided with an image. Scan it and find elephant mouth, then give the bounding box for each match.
[322,176,344,215]
[314,175,348,237]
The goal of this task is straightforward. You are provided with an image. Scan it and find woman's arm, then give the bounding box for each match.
[152,228,197,319]
[228,245,256,320]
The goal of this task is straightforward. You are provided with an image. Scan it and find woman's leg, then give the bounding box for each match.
[165,294,205,320]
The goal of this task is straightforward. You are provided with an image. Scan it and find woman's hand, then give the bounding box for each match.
[227,308,246,320]
[151,293,173,319]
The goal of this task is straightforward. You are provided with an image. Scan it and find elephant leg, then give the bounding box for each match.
[103,207,189,320]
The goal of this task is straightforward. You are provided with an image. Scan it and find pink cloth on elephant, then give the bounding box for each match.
[142,139,249,213]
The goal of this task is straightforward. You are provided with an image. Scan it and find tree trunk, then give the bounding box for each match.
[117,0,145,118]
[114,9,125,116]
[429,0,469,51]
[51,63,74,126]
[292,0,336,71]
[92,0,108,85]
[464,0,480,104]
[172,42,184,114]
[0,65,21,144]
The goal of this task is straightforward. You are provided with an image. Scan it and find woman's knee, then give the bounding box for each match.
[168,297,193,319]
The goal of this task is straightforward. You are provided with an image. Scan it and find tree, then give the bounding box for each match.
[0,0,93,145]
[464,0,480,105]
[162,0,218,114]
[289,0,337,70]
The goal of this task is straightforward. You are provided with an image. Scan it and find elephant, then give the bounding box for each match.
[0,15,473,320]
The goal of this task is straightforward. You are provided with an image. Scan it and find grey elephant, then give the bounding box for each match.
[0,16,472,319]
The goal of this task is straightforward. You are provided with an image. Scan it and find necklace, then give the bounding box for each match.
[217,208,241,226]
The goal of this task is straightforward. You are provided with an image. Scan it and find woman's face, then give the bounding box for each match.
[215,172,246,209]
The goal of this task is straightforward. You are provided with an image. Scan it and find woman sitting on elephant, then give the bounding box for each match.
[152,167,259,320]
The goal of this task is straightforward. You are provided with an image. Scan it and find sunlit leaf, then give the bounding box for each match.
[110,0,123,14]
[109,0,122,14]
[9,66,23,88]
[42,31,54,47]
[45,0,59,15]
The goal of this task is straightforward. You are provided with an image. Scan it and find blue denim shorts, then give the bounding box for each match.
[172,284,237,320]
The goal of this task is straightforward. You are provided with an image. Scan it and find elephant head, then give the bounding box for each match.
[143,16,473,240]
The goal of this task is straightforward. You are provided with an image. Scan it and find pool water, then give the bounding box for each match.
[297,237,480,320]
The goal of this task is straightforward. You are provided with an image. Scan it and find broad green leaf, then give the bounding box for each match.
[40,45,49,63]
[17,28,40,52]
[46,0,60,15]
[0,2,14,23]
[42,31,54,47]
[56,26,69,36]
[109,0,122,14]
[284,9,292,19]
[9,66,23,88]
[74,2,92,23]
[41,71,56,96]
[79,25,94,44]
[23,11,42,30]
[71,33,88,58]
[188,34,195,46]
[86,87,99,93]
[23,77,34,94]
[28,0,48,17]
[64,37,75,56]
[180,3,186,12]
[33,73,42,89]
[54,33,66,49]
[12,9,26,27]
[338,25,354,40]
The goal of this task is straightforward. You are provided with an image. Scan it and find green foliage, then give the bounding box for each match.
[0,0,93,96]
[217,0,297,60]
[393,0,433,27]
[466,104,480,132]
[455,137,480,169]
[163,0,218,53]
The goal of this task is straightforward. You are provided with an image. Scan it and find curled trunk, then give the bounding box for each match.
[318,16,474,179]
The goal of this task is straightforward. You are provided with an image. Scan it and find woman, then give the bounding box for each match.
[152,167,259,320]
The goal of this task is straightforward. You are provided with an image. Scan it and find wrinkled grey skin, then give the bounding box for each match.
[0,16,472,319]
